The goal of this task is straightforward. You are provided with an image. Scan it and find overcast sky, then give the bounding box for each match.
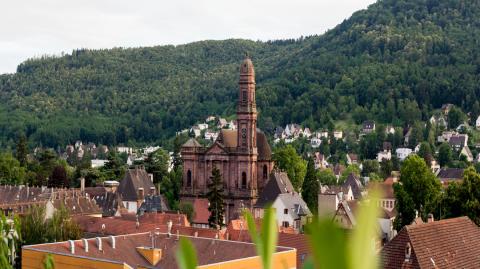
[0,0,376,74]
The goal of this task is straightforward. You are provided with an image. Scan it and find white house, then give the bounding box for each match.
[117,146,133,155]
[272,193,311,230]
[204,130,219,141]
[476,116,480,129]
[310,138,321,148]
[333,131,343,140]
[91,159,108,168]
[205,115,216,122]
[197,123,208,131]
[377,150,392,162]
[396,148,413,161]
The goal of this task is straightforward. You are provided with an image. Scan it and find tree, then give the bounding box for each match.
[448,106,465,129]
[380,159,393,179]
[207,166,225,228]
[161,166,183,209]
[103,151,126,181]
[16,134,28,167]
[0,153,26,185]
[359,133,378,160]
[393,183,416,230]
[179,202,195,223]
[302,158,320,214]
[48,165,69,188]
[318,168,337,185]
[417,142,433,166]
[145,148,170,184]
[438,143,453,167]
[362,160,379,177]
[394,155,441,229]
[339,164,361,184]
[272,145,307,191]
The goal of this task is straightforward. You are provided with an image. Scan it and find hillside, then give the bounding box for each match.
[1,0,480,148]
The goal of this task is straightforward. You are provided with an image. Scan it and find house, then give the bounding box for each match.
[342,173,364,200]
[117,146,133,155]
[205,115,216,122]
[273,193,312,232]
[346,153,358,165]
[117,167,155,213]
[284,124,302,137]
[189,198,210,229]
[333,131,343,139]
[377,149,392,162]
[362,120,375,133]
[385,125,395,134]
[449,134,468,151]
[381,217,480,269]
[429,115,447,127]
[204,130,219,141]
[217,118,228,128]
[371,181,396,212]
[303,128,312,138]
[274,127,285,140]
[313,152,328,169]
[333,200,358,229]
[430,159,440,173]
[437,168,464,186]
[254,172,311,232]
[441,103,453,115]
[333,164,346,180]
[190,126,201,137]
[197,123,208,131]
[403,127,412,145]
[318,185,353,217]
[437,131,458,143]
[91,159,107,168]
[460,146,473,162]
[23,232,297,269]
[396,148,413,161]
[310,137,321,148]
[137,195,169,216]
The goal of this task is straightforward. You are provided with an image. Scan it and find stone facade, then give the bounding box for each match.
[180,57,274,221]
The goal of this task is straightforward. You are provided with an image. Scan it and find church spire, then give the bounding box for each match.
[237,55,257,152]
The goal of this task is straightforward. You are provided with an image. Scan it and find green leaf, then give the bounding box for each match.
[175,238,198,269]
[306,219,348,269]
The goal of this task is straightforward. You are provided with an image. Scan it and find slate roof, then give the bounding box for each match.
[449,135,467,147]
[182,138,202,148]
[381,217,480,269]
[137,195,169,216]
[85,188,124,217]
[276,193,312,220]
[437,168,464,182]
[342,173,363,200]
[117,168,155,201]
[255,172,295,208]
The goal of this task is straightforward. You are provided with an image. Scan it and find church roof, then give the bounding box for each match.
[216,129,271,160]
[183,138,202,148]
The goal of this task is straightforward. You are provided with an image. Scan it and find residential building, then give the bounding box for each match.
[381,216,480,269]
[377,149,392,162]
[117,146,133,155]
[346,153,358,165]
[313,152,328,169]
[449,134,468,151]
[117,167,156,213]
[460,146,473,162]
[180,57,274,222]
[273,193,311,232]
[437,168,464,186]
[333,131,343,139]
[91,159,107,168]
[396,148,413,161]
[22,232,296,269]
[310,137,321,148]
[362,120,375,133]
[342,173,364,200]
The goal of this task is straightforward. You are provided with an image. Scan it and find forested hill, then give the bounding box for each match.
[1,0,480,148]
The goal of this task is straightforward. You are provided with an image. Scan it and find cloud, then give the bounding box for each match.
[0,0,375,73]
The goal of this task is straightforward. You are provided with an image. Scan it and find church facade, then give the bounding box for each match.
[180,57,274,221]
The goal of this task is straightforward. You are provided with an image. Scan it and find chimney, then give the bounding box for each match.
[148,173,154,183]
[427,213,434,223]
[96,237,103,251]
[69,240,75,254]
[109,236,116,249]
[167,220,173,237]
[82,239,89,253]
[138,188,144,201]
[80,177,85,193]
[150,187,156,196]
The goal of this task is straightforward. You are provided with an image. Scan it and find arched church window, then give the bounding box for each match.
[241,172,247,189]
[263,165,268,180]
[242,91,247,102]
[187,170,192,187]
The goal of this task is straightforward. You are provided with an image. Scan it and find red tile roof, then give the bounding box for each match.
[191,198,210,225]
[24,232,294,269]
[381,217,480,269]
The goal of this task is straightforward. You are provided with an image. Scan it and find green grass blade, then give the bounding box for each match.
[176,238,198,269]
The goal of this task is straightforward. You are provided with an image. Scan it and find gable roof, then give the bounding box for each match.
[182,138,202,148]
[117,168,155,201]
[342,173,363,199]
[449,135,467,147]
[255,171,295,208]
[276,193,312,220]
[437,168,464,182]
[381,217,480,269]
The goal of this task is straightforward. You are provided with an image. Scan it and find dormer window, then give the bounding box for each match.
[405,242,412,262]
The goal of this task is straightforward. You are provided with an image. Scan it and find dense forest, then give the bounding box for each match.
[0,0,480,148]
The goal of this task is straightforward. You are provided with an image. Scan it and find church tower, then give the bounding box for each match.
[237,56,257,154]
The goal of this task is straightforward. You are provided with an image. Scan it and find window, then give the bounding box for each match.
[241,172,247,189]
[282,221,289,228]
[284,208,288,215]
[263,165,268,180]
[187,170,192,187]
[242,91,247,102]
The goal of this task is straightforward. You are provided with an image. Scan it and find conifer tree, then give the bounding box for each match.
[16,134,28,167]
[301,158,319,214]
[207,166,225,228]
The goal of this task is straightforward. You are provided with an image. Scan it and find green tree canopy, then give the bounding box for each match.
[272,144,307,191]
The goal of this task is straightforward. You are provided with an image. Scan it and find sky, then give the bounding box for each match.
[0,0,376,74]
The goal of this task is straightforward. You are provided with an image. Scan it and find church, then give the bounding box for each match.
[180,56,274,221]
